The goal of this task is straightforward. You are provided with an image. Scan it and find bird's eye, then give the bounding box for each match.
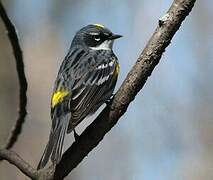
[93,35,101,41]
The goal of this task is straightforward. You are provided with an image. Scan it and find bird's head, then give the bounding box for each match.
[71,24,122,50]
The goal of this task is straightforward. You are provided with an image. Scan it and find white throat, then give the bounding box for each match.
[90,40,114,51]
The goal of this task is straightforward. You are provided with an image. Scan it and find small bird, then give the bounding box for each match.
[37,24,122,169]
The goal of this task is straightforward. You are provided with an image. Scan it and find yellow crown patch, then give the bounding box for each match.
[93,23,105,28]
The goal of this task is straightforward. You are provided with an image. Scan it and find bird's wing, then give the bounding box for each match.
[69,50,119,127]
[50,47,90,127]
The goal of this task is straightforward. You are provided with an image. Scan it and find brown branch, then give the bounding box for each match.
[0,1,28,149]
[0,148,56,180]
[54,0,197,179]
[0,149,38,179]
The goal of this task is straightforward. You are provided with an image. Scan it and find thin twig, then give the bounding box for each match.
[0,149,38,179]
[54,0,197,179]
[0,1,28,149]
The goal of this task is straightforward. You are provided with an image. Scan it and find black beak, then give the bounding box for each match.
[108,34,122,40]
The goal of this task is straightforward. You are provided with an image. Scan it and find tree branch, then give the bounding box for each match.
[0,1,28,149]
[0,149,38,179]
[54,0,196,179]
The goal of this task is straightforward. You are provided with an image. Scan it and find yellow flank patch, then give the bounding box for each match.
[113,63,120,79]
[115,63,120,75]
[93,23,105,28]
[51,90,69,108]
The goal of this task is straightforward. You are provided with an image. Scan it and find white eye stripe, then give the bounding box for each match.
[89,32,99,35]
[104,33,110,36]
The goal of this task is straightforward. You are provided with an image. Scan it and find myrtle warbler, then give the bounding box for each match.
[37,24,122,169]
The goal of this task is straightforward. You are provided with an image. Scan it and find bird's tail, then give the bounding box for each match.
[37,114,70,170]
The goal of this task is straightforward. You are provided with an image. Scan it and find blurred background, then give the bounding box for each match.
[0,0,213,179]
